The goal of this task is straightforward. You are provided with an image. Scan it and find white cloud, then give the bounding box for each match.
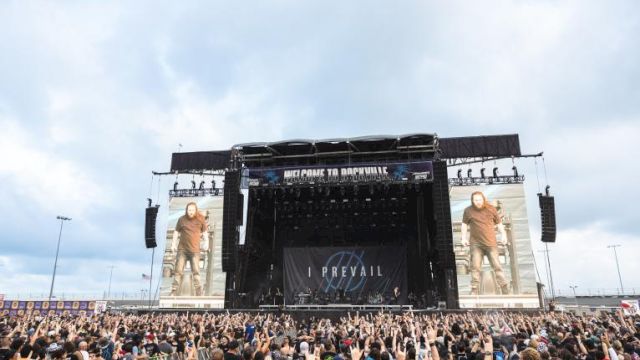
[534,222,640,296]
[0,116,113,218]
[0,0,639,297]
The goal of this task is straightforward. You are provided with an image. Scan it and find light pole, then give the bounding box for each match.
[49,216,71,301]
[607,245,624,294]
[106,266,115,300]
[570,285,579,306]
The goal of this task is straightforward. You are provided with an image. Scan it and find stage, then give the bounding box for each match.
[154,134,545,311]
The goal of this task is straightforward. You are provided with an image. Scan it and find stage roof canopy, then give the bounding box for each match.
[169,133,521,172]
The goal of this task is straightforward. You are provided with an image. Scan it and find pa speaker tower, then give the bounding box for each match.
[539,190,556,243]
[222,170,241,271]
[144,206,160,249]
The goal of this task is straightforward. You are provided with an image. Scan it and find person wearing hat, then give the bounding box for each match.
[142,333,159,358]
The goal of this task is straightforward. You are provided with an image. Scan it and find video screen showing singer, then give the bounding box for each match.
[460,191,509,295]
[170,202,209,296]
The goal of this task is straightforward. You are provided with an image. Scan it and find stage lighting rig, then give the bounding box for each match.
[480,168,486,179]
[493,167,499,177]
[199,181,205,190]
[457,169,462,179]
[173,182,179,191]
[467,168,472,178]
[191,180,196,189]
[512,165,519,177]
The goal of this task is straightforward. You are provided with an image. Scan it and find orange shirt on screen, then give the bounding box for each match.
[462,205,500,247]
[176,215,207,253]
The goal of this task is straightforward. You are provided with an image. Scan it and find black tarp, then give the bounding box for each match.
[439,134,521,158]
[170,151,231,172]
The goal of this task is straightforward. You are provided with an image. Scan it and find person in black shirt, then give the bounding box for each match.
[224,340,241,360]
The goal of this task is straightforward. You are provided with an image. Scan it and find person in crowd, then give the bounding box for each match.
[0,309,638,360]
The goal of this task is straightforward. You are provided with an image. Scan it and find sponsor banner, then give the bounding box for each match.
[0,301,96,317]
[248,161,433,186]
[283,246,407,303]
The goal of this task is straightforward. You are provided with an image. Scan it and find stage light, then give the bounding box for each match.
[493,167,499,177]
[173,182,179,191]
[467,168,472,178]
[199,181,205,190]
[191,180,196,189]
[457,169,462,179]
[211,180,216,189]
[480,168,486,179]
[512,165,519,177]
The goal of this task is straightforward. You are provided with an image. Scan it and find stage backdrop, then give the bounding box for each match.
[283,246,407,304]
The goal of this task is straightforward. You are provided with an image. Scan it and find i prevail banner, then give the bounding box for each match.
[283,246,407,303]
[248,161,433,186]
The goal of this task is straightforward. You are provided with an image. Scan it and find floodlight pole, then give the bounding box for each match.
[607,245,624,294]
[106,266,115,300]
[570,285,579,306]
[49,216,71,301]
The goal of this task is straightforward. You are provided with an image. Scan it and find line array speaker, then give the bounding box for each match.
[222,170,241,271]
[431,160,459,309]
[539,194,556,243]
[144,206,159,249]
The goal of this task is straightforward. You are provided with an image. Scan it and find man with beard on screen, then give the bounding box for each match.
[461,191,509,295]
[170,202,209,296]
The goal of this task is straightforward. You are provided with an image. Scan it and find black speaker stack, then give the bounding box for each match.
[539,189,556,243]
[144,205,160,249]
[222,170,241,272]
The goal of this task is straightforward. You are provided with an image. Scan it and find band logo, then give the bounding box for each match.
[283,246,407,303]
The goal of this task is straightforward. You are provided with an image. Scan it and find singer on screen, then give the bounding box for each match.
[461,191,509,295]
[170,202,209,296]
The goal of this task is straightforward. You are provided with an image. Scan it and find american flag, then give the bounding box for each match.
[142,274,151,281]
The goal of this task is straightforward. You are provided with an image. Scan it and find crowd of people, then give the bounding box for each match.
[1,310,638,360]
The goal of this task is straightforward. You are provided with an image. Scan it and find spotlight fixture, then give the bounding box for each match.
[467,169,472,178]
[211,180,216,189]
[173,182,179,191]
[199,181,205,190]
[480,168,486,179]
[457,169,462,179]
[512,166,519,177]
[493,167,499,177]
[191,180,196,189]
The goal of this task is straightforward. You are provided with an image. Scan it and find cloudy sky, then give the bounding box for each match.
[1,1,639,299]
